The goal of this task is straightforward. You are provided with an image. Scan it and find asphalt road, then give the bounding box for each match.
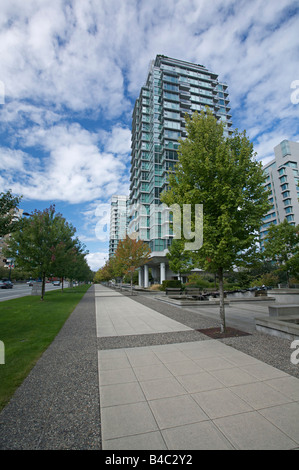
[0,282,69,302]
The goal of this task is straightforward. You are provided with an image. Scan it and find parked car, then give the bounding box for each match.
[27,280,35,286]
[53,281,60,286]
[0,280,13,289]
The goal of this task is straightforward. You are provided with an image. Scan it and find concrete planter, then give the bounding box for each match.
[269,289,299,303]
[255,316,299,341]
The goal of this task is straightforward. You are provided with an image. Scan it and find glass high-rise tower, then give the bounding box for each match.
[129,55,232,286]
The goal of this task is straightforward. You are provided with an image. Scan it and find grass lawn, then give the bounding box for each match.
[0,284,91,411]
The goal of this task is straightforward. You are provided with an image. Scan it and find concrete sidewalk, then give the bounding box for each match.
[0,286,101,450]
[95,285,299,450]
[95,285,192,337]
[1,284,299,450]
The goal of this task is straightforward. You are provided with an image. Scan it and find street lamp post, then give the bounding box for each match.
[8,258,14,281]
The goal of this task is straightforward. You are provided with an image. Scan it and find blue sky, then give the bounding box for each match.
[0,0,298,271]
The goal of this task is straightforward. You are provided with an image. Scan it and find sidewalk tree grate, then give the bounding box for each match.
[196,327,251,339]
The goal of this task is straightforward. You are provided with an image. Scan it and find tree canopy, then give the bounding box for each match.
[4,205,91,299]
[166,239,194,279]
[114,236,151,278]
[263,219,299,285]
[94,236,151,291]
[161,109,270,331]
[0,190,22,237]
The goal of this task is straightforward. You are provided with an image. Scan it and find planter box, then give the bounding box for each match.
[268,304,299,317]
[255,315,299,341]
[269,289,299,304]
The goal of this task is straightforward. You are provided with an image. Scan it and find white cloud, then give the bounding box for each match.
[0,0,297,152]
[1,102,62,127]
[99,125,131,155]
[86,251,108,271]
[0,122,130,203]
[0,0,131,116]
[0,0,298,261]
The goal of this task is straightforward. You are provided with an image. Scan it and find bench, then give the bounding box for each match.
[203,289,219,298]
[268,304,299,317]
[185,287,201,295]
[185,288,204,300]
[255,289,267,297]
[114,285,123,291]
[166,288,182,296]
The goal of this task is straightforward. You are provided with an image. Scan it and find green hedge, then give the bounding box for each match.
[160,280,182,291]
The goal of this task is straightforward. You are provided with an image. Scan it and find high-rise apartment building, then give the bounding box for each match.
[260,139,299,248]
[129,55,232,286]
[108,195,130,258]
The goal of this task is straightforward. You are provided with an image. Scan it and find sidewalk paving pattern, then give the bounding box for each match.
[95,285,299,450]
[1,284,299,450]
[95,286,192,337]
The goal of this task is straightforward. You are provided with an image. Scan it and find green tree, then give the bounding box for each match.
[94,260,113,283]
[114,236,151,292]
[166,239,194,281]
[0,190,22,236]
[287,253,299,280]
[67,250,93,285]
[250,272,279,288]
[50,237,89,289]
[263,219,299,286]
[4,205,77,300]
[161,109,270,332]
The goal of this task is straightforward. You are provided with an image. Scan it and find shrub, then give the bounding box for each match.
[250,273,279,288]
[149,284,161,291]
[160,279,182,291]
[223,283,242,291]
[185,273,213,289]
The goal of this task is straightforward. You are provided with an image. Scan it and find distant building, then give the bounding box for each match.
[260,140,299,248]
[108,195,130,258]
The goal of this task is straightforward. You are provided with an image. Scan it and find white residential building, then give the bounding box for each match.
[109,195,130,258]
[260,139,299,248]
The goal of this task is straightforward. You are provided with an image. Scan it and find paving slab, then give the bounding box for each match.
[161,421,234,450]
[98,339,299,450]
[214,411,297,450]
[259,402,299,443]
[1,284,298,450]
[95,284,192,337]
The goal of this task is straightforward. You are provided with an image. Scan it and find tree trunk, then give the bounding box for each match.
[218,267,226,333]
[41,272,46,301]
[131,272,133,295]
[286,270,290,288]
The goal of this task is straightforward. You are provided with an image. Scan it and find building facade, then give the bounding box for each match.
[260,140,299,249]
[129,55,232,286]
[108,195,130,258]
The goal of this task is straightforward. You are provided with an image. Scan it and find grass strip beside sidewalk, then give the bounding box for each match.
[0,284,91,411]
